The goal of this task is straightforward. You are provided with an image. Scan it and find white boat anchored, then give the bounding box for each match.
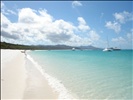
[112,47,121,51]
[103,32,121,51]
[103,33,113,52]
[103,48,113,52]
[72,48,75,51]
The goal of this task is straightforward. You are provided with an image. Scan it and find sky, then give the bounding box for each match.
[1,1,133,49]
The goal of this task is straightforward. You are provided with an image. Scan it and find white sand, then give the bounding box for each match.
[1,49,26,99]
[1,49,20,66]
[1,49,58,100]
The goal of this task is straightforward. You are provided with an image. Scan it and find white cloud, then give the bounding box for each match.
[1,13,11,26]
[72,1,82,8]
[1,29,20,40]
[111,37,127,48]
[126,29,133,42]
[1,2,17,15]
[112,37,126,43]
[111,29,133,49]
[1,7,93,46]
[105,21,121,33]
[67,36,91,46]
[126,32,133,48]
[1,2,8,15]
[88,30,100,41]
[105,11,132,35]
[1,13,21,40]
[18,8,38,23]
[114,11,133,23]
[77,17,90,31]
[7,9,17,15]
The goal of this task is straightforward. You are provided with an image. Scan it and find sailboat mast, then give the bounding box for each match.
[103,33,112,51]
[106,33,109,48]
[117,33,121,49]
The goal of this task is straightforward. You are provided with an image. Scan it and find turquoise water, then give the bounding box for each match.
[28,50,132,99]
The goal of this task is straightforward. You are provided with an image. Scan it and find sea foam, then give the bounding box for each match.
[26,54,75,100]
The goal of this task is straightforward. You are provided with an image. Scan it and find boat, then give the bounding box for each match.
[112,47,121,51]
[103,33,112,52]
[103,33,121,52]
[103,48,113,52]
[72,48,75,51]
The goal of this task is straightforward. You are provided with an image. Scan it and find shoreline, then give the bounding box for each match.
[26,53,75,99]
[1,49,58,99]
[23,54,58,99]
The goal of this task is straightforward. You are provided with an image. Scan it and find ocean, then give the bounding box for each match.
[27,50,132,100]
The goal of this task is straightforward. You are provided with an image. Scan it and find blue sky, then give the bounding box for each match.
[1,1,133,49]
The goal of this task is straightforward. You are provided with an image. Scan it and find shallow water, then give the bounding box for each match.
[28,50,132,99]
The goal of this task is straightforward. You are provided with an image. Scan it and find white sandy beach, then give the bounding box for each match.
[1,49,58,100]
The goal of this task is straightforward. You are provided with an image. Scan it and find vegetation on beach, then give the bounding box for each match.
[1,42,101,50]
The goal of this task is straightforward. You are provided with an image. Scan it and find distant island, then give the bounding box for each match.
[1,42,102,50]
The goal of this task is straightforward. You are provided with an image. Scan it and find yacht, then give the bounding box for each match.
[112,47,121,51]
[103,48,113,52]
[103,33,112,52]
[72,48,75,51]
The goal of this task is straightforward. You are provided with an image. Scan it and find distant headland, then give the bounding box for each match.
[1,42,102,50]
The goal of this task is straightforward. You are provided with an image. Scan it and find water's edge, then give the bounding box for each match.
[26,54,76,99]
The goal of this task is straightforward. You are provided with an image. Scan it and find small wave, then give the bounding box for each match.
[26,54,75,100]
